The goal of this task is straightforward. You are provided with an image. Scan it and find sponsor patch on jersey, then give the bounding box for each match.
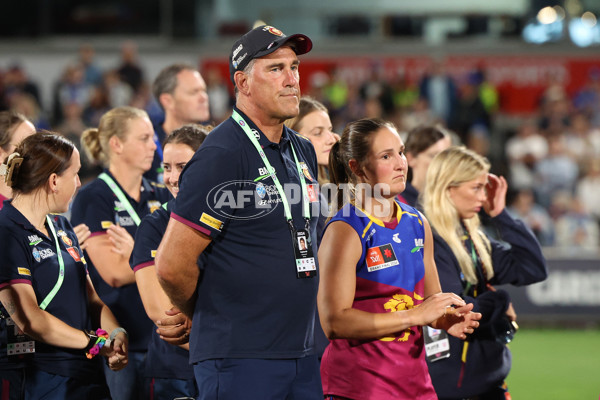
[28,235,42,246]
[307,183,319,203]
[32,247,55,262]
[411,238,424,253]
[18,267,31,276]
[67,247,81,262]
[366,243,399,272]
[200,212,224,231]
[101,221,113,229]
[148,200,161,214]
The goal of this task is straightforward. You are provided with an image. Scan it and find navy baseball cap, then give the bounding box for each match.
[229,25,313,85]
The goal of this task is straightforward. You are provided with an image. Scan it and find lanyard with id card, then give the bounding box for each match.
[5,214,72,360]
[232,110,316,279]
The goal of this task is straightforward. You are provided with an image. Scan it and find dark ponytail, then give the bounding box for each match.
[329,118,397,211]
[328,140,348,211]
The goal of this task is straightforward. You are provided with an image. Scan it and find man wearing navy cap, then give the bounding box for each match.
[156,25,323,398]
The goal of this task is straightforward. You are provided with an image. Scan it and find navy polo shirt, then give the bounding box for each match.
[70,170,171,352]
[131,200,194,380]
[172,107,321,363]
[0,202,102,379]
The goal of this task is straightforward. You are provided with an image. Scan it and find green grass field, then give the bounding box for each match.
[507,328,600,399]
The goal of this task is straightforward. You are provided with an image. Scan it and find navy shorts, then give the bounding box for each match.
[193,356,322,400]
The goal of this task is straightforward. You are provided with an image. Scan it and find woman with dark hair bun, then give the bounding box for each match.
[0,133,128,399]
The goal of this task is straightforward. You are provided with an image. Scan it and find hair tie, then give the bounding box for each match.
[1,153,24,187]
[85,328,109,359]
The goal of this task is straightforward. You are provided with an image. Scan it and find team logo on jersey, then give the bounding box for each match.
[299,162,313,182]
[28,235,43,246]
[411,238,424,253]
[148,200,161,214]
[366,243,399,272]
[151,250,157,258]
[392,233,401,243]
[61,235,73,247]
[18,267,31,276]
[380,293,417,342]
[67,247,81,262]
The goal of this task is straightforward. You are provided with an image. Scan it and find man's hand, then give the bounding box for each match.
[156,307,192,345]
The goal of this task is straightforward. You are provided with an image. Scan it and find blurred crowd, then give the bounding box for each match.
[1,42,599,251]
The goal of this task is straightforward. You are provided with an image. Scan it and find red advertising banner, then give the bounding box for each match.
[201,55,600,114]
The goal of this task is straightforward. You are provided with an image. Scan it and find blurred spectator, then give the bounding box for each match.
[359,64,395,118]
[391,74,419,111]
[78,43,103,86]
[56,101,102,183]
[2,63,41,108]
[104,69,133,107]
[505,120,548,191]
[575,159,600,221]
[573,67,600,127]
[538,74,570,132]
[419,60,458,128]
[455,72,491,146]
[553,192,599,251]
[82,85,111,127]
[508,188,555,246]
[117,40,144,93]
[473,67,499,115]
[53,63,92,124]
[564,112,600,169]
[205,67,231,124]
[533,134,579,208]
[322,68,349,116]
[400,97,439,132]
[10,92,50,130]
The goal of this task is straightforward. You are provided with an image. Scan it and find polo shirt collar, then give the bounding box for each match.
[232,106,289,149]
[2,200,37,231]
[103,169,154,199]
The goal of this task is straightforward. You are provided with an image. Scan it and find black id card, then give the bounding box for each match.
[6,317,35,361]
[291,228,316,279]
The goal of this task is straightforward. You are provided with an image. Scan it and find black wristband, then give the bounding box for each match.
[83,330,98,353]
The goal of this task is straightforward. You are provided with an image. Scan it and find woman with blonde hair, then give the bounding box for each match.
[70,106,170,400]
[422,146,547,399]
[131,124,210,399]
